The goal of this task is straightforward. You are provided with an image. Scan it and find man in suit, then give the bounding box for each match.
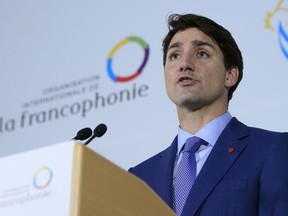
[129,14,288,216]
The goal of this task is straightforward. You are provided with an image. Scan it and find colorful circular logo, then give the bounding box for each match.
[33,166,53,189]
[107,36,149,82]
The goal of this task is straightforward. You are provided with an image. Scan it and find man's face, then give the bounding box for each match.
[164,28,236,112]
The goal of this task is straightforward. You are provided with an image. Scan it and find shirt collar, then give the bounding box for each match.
[177,112,233,155]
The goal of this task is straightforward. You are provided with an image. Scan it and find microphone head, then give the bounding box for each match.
[73,127,93,140]
[94,123,107,138]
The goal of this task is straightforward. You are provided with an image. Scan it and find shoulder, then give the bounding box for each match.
[224,118,288,159]
[129,136,178,175]
[228,117,288,142]
[129,141,174,171]
[247,125,288,145]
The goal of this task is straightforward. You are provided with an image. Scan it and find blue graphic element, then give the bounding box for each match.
[278,21,288,59]
[107,59,117,81]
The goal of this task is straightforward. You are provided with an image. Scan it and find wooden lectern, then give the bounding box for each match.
[70,143,175,216]
[0,141,175,216]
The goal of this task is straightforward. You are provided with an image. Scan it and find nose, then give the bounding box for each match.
[179,53,194,72]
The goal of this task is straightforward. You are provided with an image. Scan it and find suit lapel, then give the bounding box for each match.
[181,118,249,216]
[152,136,178,207]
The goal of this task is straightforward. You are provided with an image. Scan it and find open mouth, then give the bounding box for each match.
[177,76,197,85]
[179,77,192,82]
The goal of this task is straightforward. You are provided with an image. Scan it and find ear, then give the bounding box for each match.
[225,66,239,88]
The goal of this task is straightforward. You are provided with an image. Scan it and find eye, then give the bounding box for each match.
[197,50,209,58]
[168,52,180,61]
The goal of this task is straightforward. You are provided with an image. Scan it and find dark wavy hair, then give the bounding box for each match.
[162,14,243,102]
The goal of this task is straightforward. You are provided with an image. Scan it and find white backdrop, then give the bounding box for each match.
[1,0,288,169]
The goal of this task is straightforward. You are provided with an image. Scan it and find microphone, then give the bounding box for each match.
[84,123,107,145]
[72,127,93,141]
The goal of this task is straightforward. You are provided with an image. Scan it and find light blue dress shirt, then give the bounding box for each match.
[174,112,233,177]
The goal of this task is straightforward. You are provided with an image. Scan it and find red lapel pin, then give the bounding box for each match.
[228,147,234,153]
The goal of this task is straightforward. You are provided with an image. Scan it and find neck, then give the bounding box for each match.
[177,105,228,134]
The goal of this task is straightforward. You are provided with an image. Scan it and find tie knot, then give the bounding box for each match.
[183,136,203,153]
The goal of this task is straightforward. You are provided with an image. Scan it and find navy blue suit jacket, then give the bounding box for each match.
[129,118,288,216]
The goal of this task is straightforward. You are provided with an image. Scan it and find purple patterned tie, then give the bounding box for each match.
[173,136,202,216]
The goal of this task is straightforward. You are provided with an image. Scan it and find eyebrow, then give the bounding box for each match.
[192,40,216,50]
[167,41,183,51]
[167,40,216,51]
